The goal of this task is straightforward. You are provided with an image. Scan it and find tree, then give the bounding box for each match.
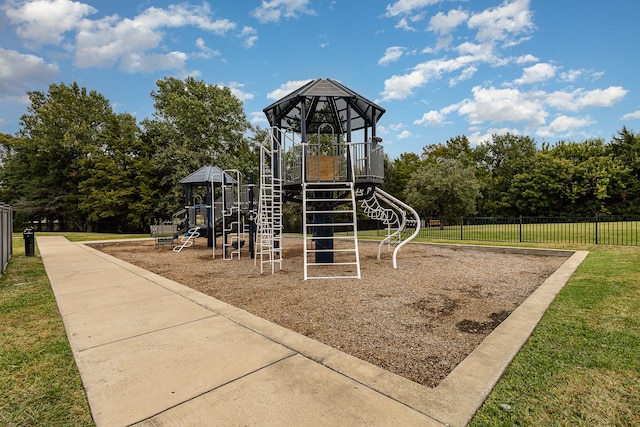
[78,113,155,231]
[474,133,537,216]
[509,151,579,215]
[509,139,627,216]
[609,126,640,213]
[422,135,475,168]
[8,83,116,229]
[141,77,254,216]
[382,152,422,199]
[404,159,480,219]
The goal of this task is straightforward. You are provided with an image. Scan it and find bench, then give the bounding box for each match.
[151,223,177,249]
[428,219,441,227]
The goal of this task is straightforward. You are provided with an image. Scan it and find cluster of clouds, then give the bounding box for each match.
[3,0,252,76]
[1,0,315,104]
[1,0,637,144]
[379,0,637,143]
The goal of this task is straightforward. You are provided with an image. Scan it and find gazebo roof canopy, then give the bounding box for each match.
[179,166,237,186]
[263,78,385,134]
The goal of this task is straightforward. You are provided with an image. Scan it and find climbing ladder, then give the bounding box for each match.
[302,181,361,280]
[222,169,244,260]
[255,127,284,274]
[357,186,421,268]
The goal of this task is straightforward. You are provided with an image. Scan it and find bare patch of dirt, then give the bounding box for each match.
[92,238,568,388]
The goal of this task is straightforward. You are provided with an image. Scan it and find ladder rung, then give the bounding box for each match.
[305,236,358,240]
[307,262,359,266]
[305,208,355,212]
[305,199,350,203]
[307,248,357,253]
[305,182,351,187]
[306,223,356,227]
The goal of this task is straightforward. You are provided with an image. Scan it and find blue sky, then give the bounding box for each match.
[1,0,639,158]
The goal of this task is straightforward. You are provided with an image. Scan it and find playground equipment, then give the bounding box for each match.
[174,166,254,259]
[257,78,421,279]
[156,78,419,280]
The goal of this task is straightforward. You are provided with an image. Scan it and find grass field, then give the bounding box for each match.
[1,232,638,426]
[0,236,93,426]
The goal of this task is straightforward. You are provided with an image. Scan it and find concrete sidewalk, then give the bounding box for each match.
[38,236,588,426]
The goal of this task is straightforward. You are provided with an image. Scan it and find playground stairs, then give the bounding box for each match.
[255,131,283,274]
[173,226,201,253]
[302,181,361,280]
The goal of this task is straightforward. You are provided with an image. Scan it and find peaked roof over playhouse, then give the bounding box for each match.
[179,166,237,186]
[263,78,385,135]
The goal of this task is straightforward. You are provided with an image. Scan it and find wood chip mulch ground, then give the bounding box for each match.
[93,238,568,388]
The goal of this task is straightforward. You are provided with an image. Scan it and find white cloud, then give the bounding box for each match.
[515,54,538,64]
[622,110,640,120]
[449,66,477,86]
[252,0,315,24]
[0,48,59,95]
[398,130,413,139]
[429,9,469,34]
[267,79,313,100]
[381,55,477,100]
[73,3,236,72]
[395,17,417,31]
[458,85,548,126]
[378,46,405,65]
[545,86,627,111]
[385,0,441,17]
[219,81,254,102]
[240,26,258,48]
[514,62,556,85]
[414,110,448,126]
[560,69,583,82]
[6,0,96,45]
[548,115,593,132]
[195,38,221,59]
[536,115,594,138]
[381,1,540,101]
[467,0,533,44]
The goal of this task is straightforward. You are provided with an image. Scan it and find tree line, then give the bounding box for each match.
[1,78,639,232]
[0,78,260,232]
[384,130,640,220]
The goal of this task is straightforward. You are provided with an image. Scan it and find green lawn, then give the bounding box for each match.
[1,232,638,425]
[0,236,93,426]
[470,245,640,426]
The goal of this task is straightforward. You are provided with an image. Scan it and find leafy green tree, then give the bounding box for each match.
[404,159,480,219]
[141,77,253,215]
[78,113,155,231]
[509,151,578,215]
[510,139,627,216]
[609,126,640,213]
[422,135,475,168]
[474,133,537,216]
[8,83,116,229]
[382,152,423,199]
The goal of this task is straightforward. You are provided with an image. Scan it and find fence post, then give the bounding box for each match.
[460,217,464,240]
[595,214,599,245]
[519,215,523,242]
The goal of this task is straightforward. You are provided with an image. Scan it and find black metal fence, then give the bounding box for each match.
[413,215,640,246]
[1,203,13,274]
